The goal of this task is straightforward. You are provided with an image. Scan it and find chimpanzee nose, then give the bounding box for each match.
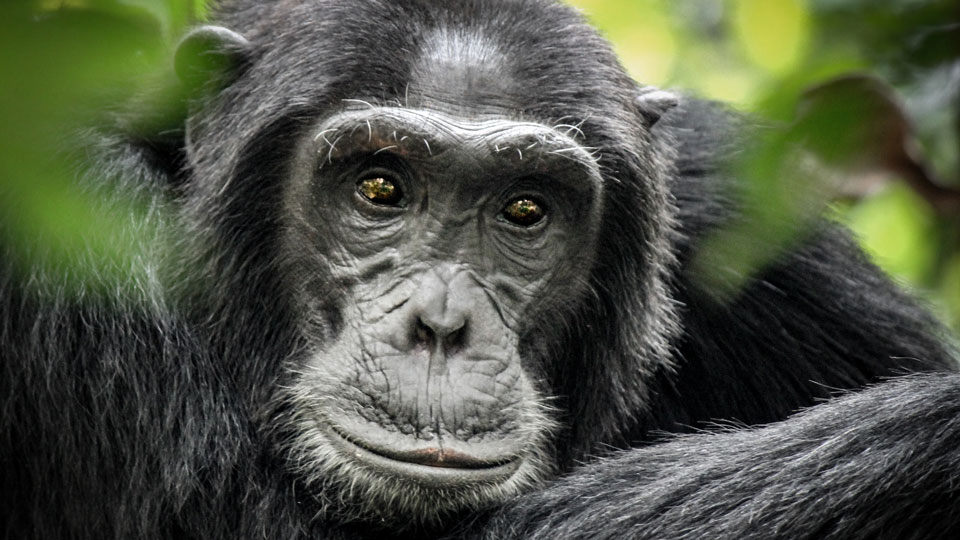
[415,311,467,352]
[408,270,471,354]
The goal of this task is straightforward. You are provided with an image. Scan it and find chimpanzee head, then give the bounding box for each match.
[174,0,678,527]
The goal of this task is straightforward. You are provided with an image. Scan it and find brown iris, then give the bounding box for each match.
[502,198,545,226]
[357,176,402,205]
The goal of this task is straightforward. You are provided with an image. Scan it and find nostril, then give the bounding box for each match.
[414,318,435,347]
[415,314,467,354]
[443,325,466,353]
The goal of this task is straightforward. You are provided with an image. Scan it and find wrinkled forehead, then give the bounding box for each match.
[406,26,523,115]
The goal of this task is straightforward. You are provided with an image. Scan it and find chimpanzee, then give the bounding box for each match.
[2,1,959,539]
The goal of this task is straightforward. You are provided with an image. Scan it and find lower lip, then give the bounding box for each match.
[325,425,521,488]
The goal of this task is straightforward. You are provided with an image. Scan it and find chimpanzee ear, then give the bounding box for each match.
[636,86,679,127]
[174,25,251,90]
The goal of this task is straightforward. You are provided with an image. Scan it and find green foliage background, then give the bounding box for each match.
[572,0,960,330]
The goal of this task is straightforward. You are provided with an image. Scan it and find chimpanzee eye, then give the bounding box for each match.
[502,198,545,226]
[357,176,402,205]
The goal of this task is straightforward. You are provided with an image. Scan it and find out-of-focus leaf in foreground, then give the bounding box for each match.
[691,73,960,300]
[0,1,196,297]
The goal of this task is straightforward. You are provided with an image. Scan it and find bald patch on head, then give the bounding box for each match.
[409,26,520,113]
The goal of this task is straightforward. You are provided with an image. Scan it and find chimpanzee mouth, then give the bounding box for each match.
[325,423,521,486]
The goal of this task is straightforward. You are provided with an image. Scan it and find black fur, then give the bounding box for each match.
[2,1,958,539]
[470,373,960,540]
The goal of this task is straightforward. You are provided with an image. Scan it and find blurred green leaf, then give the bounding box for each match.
[942,253,960,330]
[0,1,196,295]
[846,183,939,284]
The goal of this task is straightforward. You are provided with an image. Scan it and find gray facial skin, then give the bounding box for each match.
[278,106,603,522]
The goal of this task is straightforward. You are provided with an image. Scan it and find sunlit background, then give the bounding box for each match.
[1,0,958,329]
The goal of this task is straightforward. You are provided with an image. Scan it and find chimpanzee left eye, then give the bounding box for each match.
[502,198,545,226]
[357,176,403,205]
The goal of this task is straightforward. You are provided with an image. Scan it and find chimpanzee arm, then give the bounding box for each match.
[469,372,960,540]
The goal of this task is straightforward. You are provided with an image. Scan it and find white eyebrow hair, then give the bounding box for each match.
[314,107,600,168]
